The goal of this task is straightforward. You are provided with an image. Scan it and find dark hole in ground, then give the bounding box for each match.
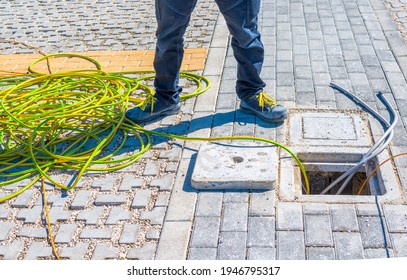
[301,171,371,195]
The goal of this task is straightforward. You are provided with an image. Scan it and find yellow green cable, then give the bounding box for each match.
[0,53,310,202]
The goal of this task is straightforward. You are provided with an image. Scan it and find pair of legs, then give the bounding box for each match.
[126,0,287,123]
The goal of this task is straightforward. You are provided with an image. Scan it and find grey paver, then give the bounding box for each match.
[277,231,306,260]
[218,231,247,260]
[15,206,42,224]
[334,232,365,260]
[119,224,140,244]
[127,243,157,260]
[248,217,275,247]
[92,176,116,191]
[24,242,52,260]
[143,161,160,176]
[156,221,192,260]
[91,243,119,260]
[94,194,127,206]
[146,228,160,240]
[247,247,276,260]
[70,190,94,210]
[55,224,78,244]
[131,189,152,209]
[0,222,15,241]
[221,202,248,232]
[391,233,407,257]
[119,175,144,191]
[359,216,392,248]
[149,175,175,191]
[11,190,36,208]
[76,207,104,225]
[303,203,329,215]
[190,216,221,248]
[48,206,71,224]
[105,207,132,225]
[188,248,217,260]
[383,205,407,233]
[305,215,333,246]
[249,190,275,216]
[331,204,359,231]
[80,228,113,239]
[0,205,9,219]
[17,227,47,239]
[155,193,170,207]
[276,202,303,231]
[306,247,336,260]
[195,192,223,217]
[0,240,25,260]
[59,243,89,260]
[364,248,394,259]
[140,207,166,225]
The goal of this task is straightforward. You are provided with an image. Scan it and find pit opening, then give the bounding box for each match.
[295,152,386,196]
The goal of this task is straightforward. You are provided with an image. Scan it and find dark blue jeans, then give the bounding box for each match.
[153,0,266,104]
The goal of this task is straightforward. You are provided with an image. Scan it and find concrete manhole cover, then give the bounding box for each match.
[191,142,278,190]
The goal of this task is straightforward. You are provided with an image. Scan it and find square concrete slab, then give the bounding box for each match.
[191,142,278,190]
[289,111,371,147]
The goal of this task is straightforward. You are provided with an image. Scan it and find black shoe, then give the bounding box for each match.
[125,97,181,123]
[240,92,288,123]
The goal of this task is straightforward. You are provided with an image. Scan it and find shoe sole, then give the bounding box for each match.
[126,105,181,123]
[239,106,288,123]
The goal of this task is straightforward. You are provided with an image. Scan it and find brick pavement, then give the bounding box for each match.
[1,0,407,260]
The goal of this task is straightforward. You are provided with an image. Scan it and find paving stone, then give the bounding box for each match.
[248,217,275,247]
[55,224,78,244]
[105,207,132,224]
[334,232,365,260]
[277,231,306,260]
[11,189,37,208]
[196,192,223,217]
[0,205,9,219]
[146,228,160,240]
[391,233,407,257]
[305,215,333,246]
[127,243,157,260]
[80,228,114,239]
[158,148,182,162]
[75,207,104,225]
[119,175,144,191]
[306,247,336,260]
[24,242,52,260]
[70,190,94,210]
[91,176,116,191]
[119,224,140,244]
[190,216,221,248]
[143,161,160,176]
[91,243,119,260]
[359,216,392,248]
[15,206,42,224]
[247,247,275,260]
[149,175,175,191]
[156,221,192,260]
[356,204,383,216]
[16,226,47,239]
[364,248,394,259]
[131,189,152,209]
[303,203,329,215]
[0,222,15,241]
[48,206,71,224]
[140,207,166,225]
[218,231,247,260]
[383,205,407,233]
[221,203,248,232]
[59,242,89,260]
[0,240,25,260]
[331,204,359,231]
[155,193,170,207]
[188,248,217,260]
[276,202,303,230]
[94,194,127,206]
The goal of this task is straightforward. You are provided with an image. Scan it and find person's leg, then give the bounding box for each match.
[126,0,197,123]
[153,0,198,104]
[215,0,288,122]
